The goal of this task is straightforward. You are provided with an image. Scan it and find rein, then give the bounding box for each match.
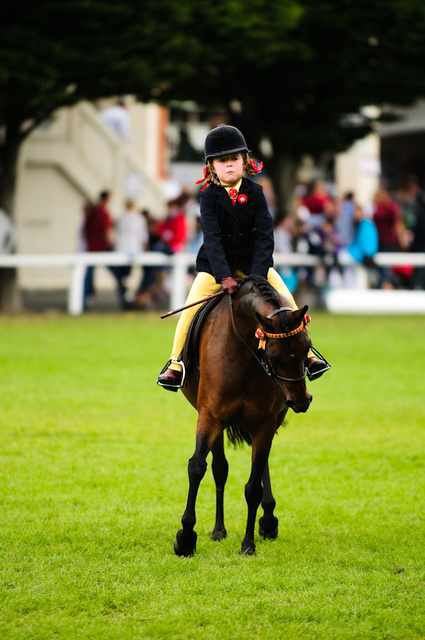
[228,296,309,384]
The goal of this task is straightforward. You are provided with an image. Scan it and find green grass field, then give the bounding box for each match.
[1,310,425,640]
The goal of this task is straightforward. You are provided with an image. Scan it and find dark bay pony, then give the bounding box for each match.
[175,274,313,557]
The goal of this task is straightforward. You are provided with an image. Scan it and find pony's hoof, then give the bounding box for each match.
[258,516,279,539]
[211,527,227,542]
[173,529,197,557]
[239,543,256,556]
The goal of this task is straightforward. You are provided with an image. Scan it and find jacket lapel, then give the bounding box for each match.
[215,185,237,216]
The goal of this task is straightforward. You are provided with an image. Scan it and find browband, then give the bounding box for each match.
[255,314,311,350]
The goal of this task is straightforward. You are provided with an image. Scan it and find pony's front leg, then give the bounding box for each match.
[240,432,274,556]
[174,413,216,557]
[211,432,228,541]
[258,461,279,540]
[174,447,207,556]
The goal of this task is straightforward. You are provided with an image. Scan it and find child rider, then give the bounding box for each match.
[157,124,330,390]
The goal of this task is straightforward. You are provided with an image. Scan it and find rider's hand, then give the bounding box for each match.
[220,276,239,295]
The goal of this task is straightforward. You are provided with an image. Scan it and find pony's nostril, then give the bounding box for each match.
[287,394,312,413]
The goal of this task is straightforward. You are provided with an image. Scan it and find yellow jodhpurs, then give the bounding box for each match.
[168,268,297,371]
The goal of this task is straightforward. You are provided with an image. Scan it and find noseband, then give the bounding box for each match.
[229,299,310,384]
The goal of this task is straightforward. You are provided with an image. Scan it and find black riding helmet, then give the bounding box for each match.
[204,125,249,163]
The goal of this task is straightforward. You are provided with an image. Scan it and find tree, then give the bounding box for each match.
[1,0,196,212]
[3,0,425,217]
[158,0,425,215]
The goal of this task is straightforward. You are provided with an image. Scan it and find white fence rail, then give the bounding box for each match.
[1,251,425,315]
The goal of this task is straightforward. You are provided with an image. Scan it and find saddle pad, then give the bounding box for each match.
[181,294,224,385]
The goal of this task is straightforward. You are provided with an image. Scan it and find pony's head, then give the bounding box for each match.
[239,275,313,413]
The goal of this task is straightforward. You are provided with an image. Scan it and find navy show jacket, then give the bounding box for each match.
[195,177,275,283]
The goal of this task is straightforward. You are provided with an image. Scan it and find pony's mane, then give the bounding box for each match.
[241,274,282,309]
[240,274,298,334]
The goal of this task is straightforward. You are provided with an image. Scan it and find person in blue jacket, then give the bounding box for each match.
[348,215,379,263]
[158,125,330,390]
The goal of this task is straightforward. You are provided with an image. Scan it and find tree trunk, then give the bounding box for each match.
[0,269,21,311]
[0,126,22,312]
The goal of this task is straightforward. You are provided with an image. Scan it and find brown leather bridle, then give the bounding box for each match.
[229,299,310,384]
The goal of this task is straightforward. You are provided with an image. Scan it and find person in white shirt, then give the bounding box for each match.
[99,98,130,142]
[115,199,148,306]
[115,198,148,255]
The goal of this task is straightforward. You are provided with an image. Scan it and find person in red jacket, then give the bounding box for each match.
[372,186,410,288]
[372,186,403,251]
[82,191,128,309]
[156,193,188,253]
[134,194,189,309]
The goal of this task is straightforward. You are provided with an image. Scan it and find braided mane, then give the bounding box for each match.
[241,274,282,310]
[227,275,290,447]
[241,274,298,335]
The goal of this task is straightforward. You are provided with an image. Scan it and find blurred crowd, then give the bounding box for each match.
[85,99,425,309]
[80,186,202,311]
[276,178,425,296]
[80,176,425,311]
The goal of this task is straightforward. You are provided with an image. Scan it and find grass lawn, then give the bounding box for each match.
[1,309,425,639]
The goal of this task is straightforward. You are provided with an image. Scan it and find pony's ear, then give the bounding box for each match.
[292,305,309,323]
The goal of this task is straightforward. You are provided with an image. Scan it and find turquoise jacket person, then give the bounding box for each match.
[348,219,378,263]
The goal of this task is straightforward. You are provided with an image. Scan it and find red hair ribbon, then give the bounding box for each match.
[195,167,209,192]
[250,159,263,174]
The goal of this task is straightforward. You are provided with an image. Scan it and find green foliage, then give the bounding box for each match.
[3,0,425,214]
[0,0,188,130]
[1,311,425,639]
[0,0,302,136]
[154,0,425,160]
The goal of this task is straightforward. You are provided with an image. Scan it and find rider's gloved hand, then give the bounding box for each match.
[220,276,239,295]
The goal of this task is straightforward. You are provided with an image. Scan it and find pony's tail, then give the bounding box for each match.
[226,425,252,447]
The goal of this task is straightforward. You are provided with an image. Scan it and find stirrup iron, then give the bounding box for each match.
[158,358,186,390]
[306,347,331,381]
